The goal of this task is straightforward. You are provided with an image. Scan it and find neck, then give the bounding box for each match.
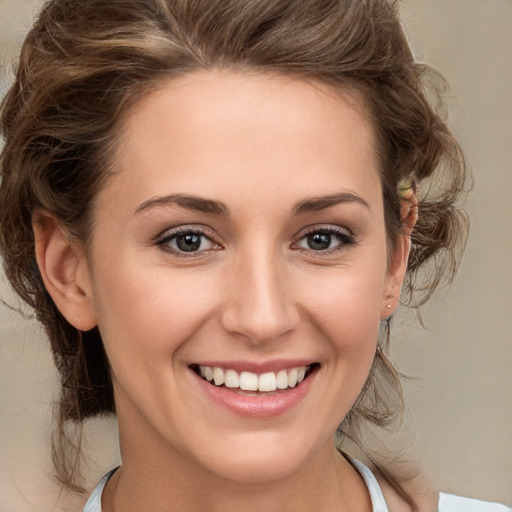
[103,437,371,512]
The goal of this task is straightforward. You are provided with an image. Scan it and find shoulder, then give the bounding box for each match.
[376,472,512,512]
[374,470,436,512]
[367,459,511,512]
[82,468,119,512]
[439,492,512,512]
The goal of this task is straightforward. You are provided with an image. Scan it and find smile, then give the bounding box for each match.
[195,364,315,392]
[189,362,320,418]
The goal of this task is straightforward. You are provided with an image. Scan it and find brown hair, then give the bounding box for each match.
[0,0,468,503]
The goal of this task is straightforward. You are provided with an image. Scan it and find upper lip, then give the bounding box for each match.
[190,359,318,374]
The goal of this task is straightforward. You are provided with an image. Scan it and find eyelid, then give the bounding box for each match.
[153,223,355,257]
[155,225,222,255]
[291,224,356,253]
[155,224,215,241]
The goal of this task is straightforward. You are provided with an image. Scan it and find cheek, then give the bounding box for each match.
[297,262,386,347]
[291,264,385,426]
[90,259,220,367]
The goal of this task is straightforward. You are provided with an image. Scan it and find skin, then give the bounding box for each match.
[34,70,415,512]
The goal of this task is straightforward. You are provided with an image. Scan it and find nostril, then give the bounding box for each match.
[220,308,300,345]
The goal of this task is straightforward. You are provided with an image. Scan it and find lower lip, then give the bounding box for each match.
[191,368,317,419]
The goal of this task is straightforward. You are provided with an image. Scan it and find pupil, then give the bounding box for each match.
[308,233,331,250]
[177,234,201,252]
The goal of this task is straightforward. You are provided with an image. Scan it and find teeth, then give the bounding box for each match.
[213,367,225,386]
[288,368,298,388]
[198,365,310,392]
[240,371,258,391]
[204,366,214,381]
[259,372,277,392]
[276,369,288,389]
[225,369,240,388]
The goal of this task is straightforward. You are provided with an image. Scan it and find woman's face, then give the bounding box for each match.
[79,70,408,482]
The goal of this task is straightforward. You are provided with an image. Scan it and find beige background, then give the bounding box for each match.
[1,1,511,510]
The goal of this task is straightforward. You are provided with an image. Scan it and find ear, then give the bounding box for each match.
[381,195,418,319]
[33,210,97,331]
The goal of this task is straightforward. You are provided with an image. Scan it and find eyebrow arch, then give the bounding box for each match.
[135,194,229,216]
[292,192,371,215]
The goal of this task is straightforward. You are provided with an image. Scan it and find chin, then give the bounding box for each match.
[187,430,322,484]
[206,454,304,484]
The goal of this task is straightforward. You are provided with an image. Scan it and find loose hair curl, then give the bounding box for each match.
[0,0,468,499]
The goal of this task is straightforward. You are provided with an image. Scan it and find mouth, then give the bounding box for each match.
[189,363,320,395]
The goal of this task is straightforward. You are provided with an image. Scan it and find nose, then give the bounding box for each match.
[220,247,299,345]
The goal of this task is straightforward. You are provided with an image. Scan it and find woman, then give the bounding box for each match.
[0,1,509,511]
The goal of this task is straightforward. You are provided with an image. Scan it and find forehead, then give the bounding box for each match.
[103,70,381,216]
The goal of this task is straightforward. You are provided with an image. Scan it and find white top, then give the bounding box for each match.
[83,461,511,512]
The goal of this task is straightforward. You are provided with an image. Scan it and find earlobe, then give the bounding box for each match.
[33,210,97,331]
[381,193,418,319]
[381,237,409,319]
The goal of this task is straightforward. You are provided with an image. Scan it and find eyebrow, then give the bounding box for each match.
[135,194,229,216]
[292,192,371,215]
[134,191,370,217]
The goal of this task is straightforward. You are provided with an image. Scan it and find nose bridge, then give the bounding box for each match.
[221,241,298,344]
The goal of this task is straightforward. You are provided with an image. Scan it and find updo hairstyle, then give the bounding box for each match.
[0,0,468,493]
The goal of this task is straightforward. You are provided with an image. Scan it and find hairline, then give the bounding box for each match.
[81,66,398,264]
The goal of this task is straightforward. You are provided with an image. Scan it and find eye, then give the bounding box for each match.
[295,226,355,252]
[157,227,220,255]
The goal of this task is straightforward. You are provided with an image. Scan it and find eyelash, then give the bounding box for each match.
[292,226,356,254]
[156,226,220,257]
[156,225,356,257]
